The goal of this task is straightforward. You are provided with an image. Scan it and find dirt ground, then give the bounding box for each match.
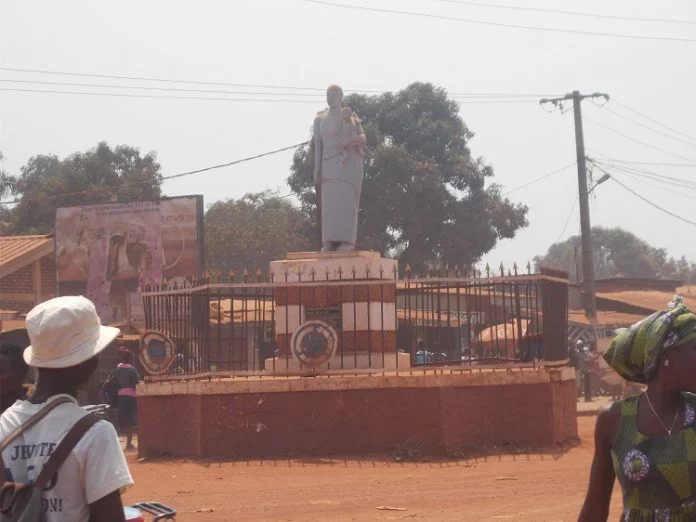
[122,415,623,521]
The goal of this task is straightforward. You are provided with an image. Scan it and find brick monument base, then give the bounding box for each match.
[266,251,408,372]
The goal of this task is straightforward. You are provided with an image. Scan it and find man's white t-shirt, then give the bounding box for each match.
[0,394,134,522]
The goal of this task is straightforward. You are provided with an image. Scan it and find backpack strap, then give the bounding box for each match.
[0,397,74,483]
[34,413,101,489]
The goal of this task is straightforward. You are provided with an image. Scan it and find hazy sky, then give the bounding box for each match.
[1,0,695,269]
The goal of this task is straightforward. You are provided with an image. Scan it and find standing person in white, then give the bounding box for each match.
[0,296,133,522]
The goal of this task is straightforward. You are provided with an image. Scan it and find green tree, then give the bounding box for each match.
[9,142,163,234]
[535,227,689,281]
[288,82,528,271]
[0,151,17,201]
[205,191,312,276]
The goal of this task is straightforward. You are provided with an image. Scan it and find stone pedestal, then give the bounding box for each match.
[266,251,408,372]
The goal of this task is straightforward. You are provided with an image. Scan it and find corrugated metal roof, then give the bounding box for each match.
[0,235,54,279]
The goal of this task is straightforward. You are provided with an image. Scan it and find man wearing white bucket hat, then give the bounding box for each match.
[0,296,133,522]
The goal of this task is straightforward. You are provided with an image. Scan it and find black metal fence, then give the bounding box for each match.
[141,266,568,377]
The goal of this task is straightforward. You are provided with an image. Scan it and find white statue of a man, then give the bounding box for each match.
[313,84,366,252]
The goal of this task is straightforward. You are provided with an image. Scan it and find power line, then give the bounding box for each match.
[0,79,329,98]
[612,176,696,227]
[502,163,575,195]
[612,99,696,144]
[0,67,328,92]
[555,195,578,243]
[307,0,696,43]
[433,0,696,25]
[592,104,696,150]
[593,165,696,227]
[0,86,543,105]
[591,161,696,199]
[589,159,695,189]
[610,169,696,200]
[586,150,696,167]
[0,142,309,206]
[0,67,557,99]
[584,116,696,163]
[0,87,325,103]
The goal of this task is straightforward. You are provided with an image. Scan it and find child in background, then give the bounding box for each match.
[115,346,141,451]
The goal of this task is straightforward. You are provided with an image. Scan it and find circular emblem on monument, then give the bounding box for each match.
[139,330,176,375]
[291,320,338,368]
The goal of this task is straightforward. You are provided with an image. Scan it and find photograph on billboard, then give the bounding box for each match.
[55,195,204,327]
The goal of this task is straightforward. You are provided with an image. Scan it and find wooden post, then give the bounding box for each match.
[32,260,42,307]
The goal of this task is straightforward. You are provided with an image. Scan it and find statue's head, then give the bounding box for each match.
[326,84,344,109]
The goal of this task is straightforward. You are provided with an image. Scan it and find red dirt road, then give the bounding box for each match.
[123,415,622,521]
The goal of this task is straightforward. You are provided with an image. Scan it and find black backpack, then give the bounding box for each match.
[101,374,120,408]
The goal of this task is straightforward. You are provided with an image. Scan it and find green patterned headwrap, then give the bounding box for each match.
[603,303,696,383]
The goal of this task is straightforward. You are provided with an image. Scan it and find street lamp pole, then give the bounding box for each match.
[540,91,609,320]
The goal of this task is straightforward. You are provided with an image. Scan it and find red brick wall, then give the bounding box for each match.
[138,376,578,459]
[2,264,33,293]
[41,256,56,294]
[0,255,56,313]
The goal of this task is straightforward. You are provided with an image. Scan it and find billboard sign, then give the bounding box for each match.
[55,196,204,328]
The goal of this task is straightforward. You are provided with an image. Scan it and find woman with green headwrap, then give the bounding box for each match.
[579,302,696,521]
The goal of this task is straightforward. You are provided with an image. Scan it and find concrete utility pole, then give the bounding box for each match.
[540,91,609,320]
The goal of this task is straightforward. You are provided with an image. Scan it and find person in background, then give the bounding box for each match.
[568,339,579,368]
[579,342,594,402]
[0,343,28,415]
[588,341,602,398]
[569,340,582,396]
[115,346,141,451]
[0,328,30,415]
[415,338,431,365]
[579,303,696,521]
[0,295,132,522]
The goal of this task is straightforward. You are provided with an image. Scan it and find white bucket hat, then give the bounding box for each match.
[23,296,120,369]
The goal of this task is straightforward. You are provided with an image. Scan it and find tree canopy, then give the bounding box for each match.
[7,142,163,234]
[535,226,696,282]
[205,191,312,276]
[0,151,16,202]
[288,82,528,271]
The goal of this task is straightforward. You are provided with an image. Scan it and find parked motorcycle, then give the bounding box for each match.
[125,502,176,521]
